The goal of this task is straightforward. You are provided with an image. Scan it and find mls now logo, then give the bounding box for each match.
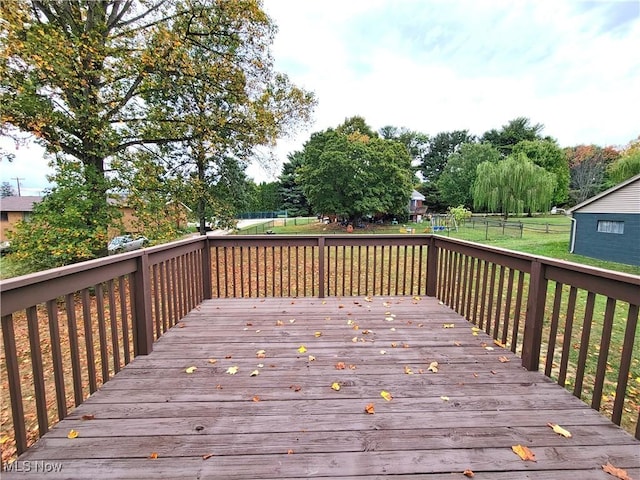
[3,461,63,473]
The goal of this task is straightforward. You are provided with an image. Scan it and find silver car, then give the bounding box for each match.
[107,235,148,255]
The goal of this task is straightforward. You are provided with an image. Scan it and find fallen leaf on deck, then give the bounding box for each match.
[202,453,214,460]
[391,342,398,348]
[338,304,344,308]
[290,384,302,392]
[67,429,79,439]
[490,370,497,374]
[380,390,393,401]
[365,403,375,414]
[216,384,223,389]
[427,362,439,373]
[225,355,232,359]
[547,423,572,438]
[383,302,391,307]
[250,370,260,377]
[352,337,359,343]
[208,358,217,364]
[81,414,95,420]
[314,331,322,337]
[365,296,372,302]
[149,452,158,459]
[413,296,421,301]
[297,345,307,353]
[257,363,264,368]
[602,462,631,480]
[498,356,509,363]
[185,366,197,374]
[252,396,260,402]
[347,319,354,325]
[404,366,414,375]
[287,449,294,454]
[485,346,494,351]
[0,436,9,444]
[443,323,455,328]
[335,362,346,370]
[275,320,284,326]
[331,382,341,391]
[454,341,462,346]
[380,350,387,355]
[289,319,296,323]
[226,366,239,375]
[352,325,359,330]
[308,355,316,361]
[256,350,266,358]
[403,343,410,348]
[463,469,475,477]
[385,316,394,322]
[349,364,356,370]
[511,444,536,461]
[494,340,506,347]
[440,396,450,401]
[178,323,185,328]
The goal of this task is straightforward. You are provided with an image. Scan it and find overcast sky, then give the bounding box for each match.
[2,0,639,195]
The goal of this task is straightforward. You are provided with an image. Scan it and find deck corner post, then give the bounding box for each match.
[318,236,325,298]
[133,252,154,356]
[521,260,547,371]
[426,236,438,297]
[202,236,212,300]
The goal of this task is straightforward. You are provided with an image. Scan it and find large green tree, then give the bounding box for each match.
[511,139,569,205]
[298,117,414,222]
[473,154,556,219]
[278,151,312,217]
[437,142,500,209]
[1,0,314,259]
[420,130,475,184]
[481,117,546,156]
[607,137,640,185]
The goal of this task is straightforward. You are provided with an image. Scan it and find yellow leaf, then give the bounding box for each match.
[352,337,358,343]
[385,316,394,322]
[602,462,631,480]
[250,370,260,377]
[208,358,217,364]
[365,403,375,414]
[308,355,316,361]
[380,390,393,401]
[185,366,197,374]
[413,296,421,301]
[275,320,284,326]
[149,452,158,459]
[226,366,239,375]
[0,435,10,444]
[331,382,341,391]
[427,361,439,373]
[511,444,536,461]
[404,366,414,375]
[379,350,387,355]
[443,323,455,328]
[547,423,572,438]
[256,350,266,358]
[297,345,307,353]
[67,429,79,439]
[314,331,322,337]
[440,396,450,401]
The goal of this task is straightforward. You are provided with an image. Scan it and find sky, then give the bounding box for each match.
[1,0,639,195]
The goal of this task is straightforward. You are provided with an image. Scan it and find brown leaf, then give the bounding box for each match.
[81,414,95,420]
[335,362,346,370]
[364,403,375,414]
[252,396,260,402]
[498,356,510,363]
[602,462,631,480]
[287,449,294,454]
[290,384,302,392]
[511,444,536,462]
[202,453,214,460]
[149,452,158,459]
[463,470,475,478]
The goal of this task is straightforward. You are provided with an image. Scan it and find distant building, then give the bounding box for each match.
[408,190,427,222]
[0,196,42,242]
[567,174,640,266]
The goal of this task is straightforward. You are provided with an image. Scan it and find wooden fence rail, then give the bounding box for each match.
[1,234,638,462]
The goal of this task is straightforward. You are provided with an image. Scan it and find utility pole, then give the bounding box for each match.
[12,177,24,196]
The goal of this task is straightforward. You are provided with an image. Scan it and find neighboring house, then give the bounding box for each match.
[109,197,192,236]
[0,196,42,242]
[566,173,640,266]
[408,190,427,222]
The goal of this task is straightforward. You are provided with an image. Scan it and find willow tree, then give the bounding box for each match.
[473,154,556,220]
[1,0,314,263]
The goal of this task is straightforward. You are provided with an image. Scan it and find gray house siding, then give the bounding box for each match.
[571,212,640,266]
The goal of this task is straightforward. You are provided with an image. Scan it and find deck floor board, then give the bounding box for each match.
[5,296,639,479]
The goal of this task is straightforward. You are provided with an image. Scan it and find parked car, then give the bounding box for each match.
[107,235,148,255]
[0,241,12,256]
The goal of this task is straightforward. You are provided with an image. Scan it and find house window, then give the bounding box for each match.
[597,220,624,234]
[0,212,7,222]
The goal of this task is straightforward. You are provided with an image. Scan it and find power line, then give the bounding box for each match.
[12,177,25,196]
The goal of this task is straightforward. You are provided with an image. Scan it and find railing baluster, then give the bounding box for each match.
[545,282,564,377]
[65,295,83,406]
[95,283,109,383]
[573,292,596,398]
[46,300,67,420]
[2,313,27,454]
[493,265,505,340]
[107,280,121,374]
[119,276,131,365]
[511,271,525,353]
[81,289,98,392]
[26,306,48,436]
[501,268,514,346]
[612,303,638,429]
[152,264,161,338]
[558,287,578,384]
[590,296,615,407]
[486,263,497,335]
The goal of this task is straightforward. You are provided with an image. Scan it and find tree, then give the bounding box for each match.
[511,139,569,205]
[607,137,640,184]
[379,125,430,173]
[1,1,314,253]
[298,118,414,222]
[473,154,556,220]
[481,117,545,156]
[278,151,312,217]
[420,130,475,184]
[565,145,619,204]
[437,143,500,208]
[0,181,16,197]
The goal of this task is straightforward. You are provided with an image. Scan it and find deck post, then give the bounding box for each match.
[133,252,154,356]
[318,236,325,298]
[426,236,438,297]
[521,260,547,371]
[201,236,212,300]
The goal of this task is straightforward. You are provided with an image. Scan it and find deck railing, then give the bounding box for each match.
[1,234,638,462]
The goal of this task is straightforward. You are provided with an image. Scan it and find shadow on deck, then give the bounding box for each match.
[5,296,639,479]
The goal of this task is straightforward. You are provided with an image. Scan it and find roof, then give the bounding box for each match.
[567,173,640,214]
[0,196,43,212]
[411,190,425,201]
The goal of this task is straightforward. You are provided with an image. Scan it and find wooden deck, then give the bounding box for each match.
[5,296,639,479]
